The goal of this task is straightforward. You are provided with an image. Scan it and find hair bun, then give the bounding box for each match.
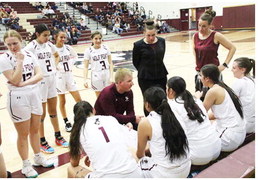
[205,9,216,18]
[145,20,154,26]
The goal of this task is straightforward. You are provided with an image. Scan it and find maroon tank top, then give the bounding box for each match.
[194,31,220,71]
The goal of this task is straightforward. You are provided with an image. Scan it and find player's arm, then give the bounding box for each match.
[18,66,43,87]
[136,118,151,159]
[83,59,89,88]
[53,51,60,66]
[2,52,24,86]
[108,55,113,82]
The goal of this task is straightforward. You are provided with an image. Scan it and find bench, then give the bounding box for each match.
[194,140,255,178]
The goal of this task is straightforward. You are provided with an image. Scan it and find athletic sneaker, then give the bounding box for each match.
[21,164,38,178]
[65,122,72,132]
[55,136,69,147]
[34,155,54,168]
[40,142,54,154]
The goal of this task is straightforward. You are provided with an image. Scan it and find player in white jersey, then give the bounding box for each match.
[137,87,191,178]
[198,64,246,152]
[67,101,143,178]
[83,31,113,97]
[231,57,255,133]
[0,30,54,178]
[54,30,82,132]
[167,76,221,165]
[24,24,68,154]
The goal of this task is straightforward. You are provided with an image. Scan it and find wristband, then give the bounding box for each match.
[222,63,228,68]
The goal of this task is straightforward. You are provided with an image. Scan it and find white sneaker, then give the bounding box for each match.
[21,165,38,178]
[65,121,72,132]
[34,155,54,168]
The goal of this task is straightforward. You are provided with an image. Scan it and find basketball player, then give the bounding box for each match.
[24,24,68,154]
[197,64,246,152]
[167,76,221,165]
[67,101,143,178]
[137,87,191,178]
[54,30,82,132]
[0,30,54,178]
[83,31,113,97]
[231,57,255,133]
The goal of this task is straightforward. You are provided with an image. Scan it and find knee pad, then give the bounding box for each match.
[49,114,57,118]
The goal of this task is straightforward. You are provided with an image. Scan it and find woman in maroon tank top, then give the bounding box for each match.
[192,9,236,99]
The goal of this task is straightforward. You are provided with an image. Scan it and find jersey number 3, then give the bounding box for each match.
[98,127,110,143]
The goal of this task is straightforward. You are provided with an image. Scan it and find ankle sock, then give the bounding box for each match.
[63,118,68,123]
[40,137,46,144]
[55,131,61,138]
[22,159,31,167]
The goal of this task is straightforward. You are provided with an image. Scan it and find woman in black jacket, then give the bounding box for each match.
[133,20,168,116]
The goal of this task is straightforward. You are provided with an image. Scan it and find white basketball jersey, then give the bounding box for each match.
[0,49,39,90]
[80,115,138,177]
[55,44,78,73]
[24,40,57,76]
[84,44,111,71]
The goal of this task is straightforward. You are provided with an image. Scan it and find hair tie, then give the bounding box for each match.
[162,99,167,104]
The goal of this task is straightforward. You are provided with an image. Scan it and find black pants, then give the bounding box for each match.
[138,77,167,116]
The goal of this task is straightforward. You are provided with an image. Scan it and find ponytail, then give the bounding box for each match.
[144,87,188,161]
[168,76,205,123]
[69,101,93,160]
[218,82,243,118]
[180,90,205,123]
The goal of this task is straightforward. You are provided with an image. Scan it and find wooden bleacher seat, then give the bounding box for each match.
[194,140,255,178]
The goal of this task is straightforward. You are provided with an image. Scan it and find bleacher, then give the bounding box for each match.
[69,2,143,37]
[0,2,91,45]
[193,132,255,178]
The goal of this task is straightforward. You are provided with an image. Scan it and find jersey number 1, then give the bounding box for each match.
[98,126,110,143]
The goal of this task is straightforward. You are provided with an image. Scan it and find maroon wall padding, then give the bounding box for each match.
[222,4,255,29]
[168,19,181,30]
[212,16,223,30]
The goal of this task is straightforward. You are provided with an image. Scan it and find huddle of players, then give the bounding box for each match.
[0,14,255,178]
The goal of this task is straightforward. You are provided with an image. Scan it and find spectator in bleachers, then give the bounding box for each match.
[3,3,11,14]
[88,3,93,13]
[160,21,171,33]
[10,18,21,30]
[0,8,10,24]
[80,2,89,14]
[9,9,18,20]
[52,18,60,28]
[45,6,56,19]
[59,19,67,31]
[50,3,58,11]
[112,19,123,35]
[35,2,44,10]
[78,18,87,30]
[70,26,80,45]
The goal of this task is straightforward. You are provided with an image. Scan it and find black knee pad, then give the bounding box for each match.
[49,114,57,118]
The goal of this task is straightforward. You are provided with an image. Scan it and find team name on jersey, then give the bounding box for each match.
[60,55,70,62]
[92,53,107,61]
[37,52,52,60]
[23,63,34,72]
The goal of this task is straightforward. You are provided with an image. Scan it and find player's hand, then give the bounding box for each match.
[15,52,24,63]
[194,90,203,99]
[135,115,144,124]
[125,122,133,130]
[84,156,91,167]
